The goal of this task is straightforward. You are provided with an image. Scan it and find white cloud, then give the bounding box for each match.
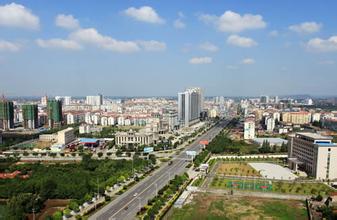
[55,14,80,30]
[199,42,218,52]
[189,57,212,64]
[137,40,166,51]
[227,35,257,47]
[124,6,164,24]
[199,10,266,33]
[306,36,337,52]
[289,22,321,34]
[174,19,185,29]
[319,60,335,65]
[242,58,255,64]
[173,12,185,29]
[0,3,39,30]
[0,39,21,52]
[269,30,279,37]
[226,65,238,70]
[36,38,82,50]
[69,28,140,53]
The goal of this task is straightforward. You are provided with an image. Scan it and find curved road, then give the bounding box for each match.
[89,119,230,220]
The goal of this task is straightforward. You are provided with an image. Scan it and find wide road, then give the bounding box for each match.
[89,119,230,220]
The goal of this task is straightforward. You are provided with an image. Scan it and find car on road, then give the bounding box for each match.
[133,193,138,197]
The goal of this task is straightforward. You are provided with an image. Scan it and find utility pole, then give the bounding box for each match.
[155,183,158,196]
[95,177,99,210]
[132,154,134,178]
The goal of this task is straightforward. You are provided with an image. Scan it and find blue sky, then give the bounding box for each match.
[1,0,337,97]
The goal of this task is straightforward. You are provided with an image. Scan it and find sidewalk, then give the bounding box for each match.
[199,187,309,200]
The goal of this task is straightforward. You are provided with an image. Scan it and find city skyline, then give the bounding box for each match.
[1,0,337,96]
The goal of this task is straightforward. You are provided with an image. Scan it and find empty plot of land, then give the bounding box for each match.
[216,162,261,177]
[249,162,297,180]
[168,193,307,220]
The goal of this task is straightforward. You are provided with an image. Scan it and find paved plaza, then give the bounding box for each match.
[249,163,297,180]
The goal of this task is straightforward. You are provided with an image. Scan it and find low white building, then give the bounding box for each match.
[79,124,102,134]
[101,117,108,126]
[108,117,115,126]
[265,117,275,132]
[115,129,156,146]
[57,127,75,145]
[39,127,75,145]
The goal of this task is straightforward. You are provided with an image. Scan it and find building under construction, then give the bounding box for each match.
[0,101,14,130]
[47,100,63,128]
[22,104,38,129]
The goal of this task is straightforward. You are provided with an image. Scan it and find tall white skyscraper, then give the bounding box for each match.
[178,87,203,127]
[55,96,72,105]
[86,94,103,106]
[244,118,255,140]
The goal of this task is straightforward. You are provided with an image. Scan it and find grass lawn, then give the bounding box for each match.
[211,177,334,196]
[216,162,261,177]
[168,193,307,220]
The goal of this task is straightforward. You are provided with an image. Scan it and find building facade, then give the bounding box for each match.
[282,111,311,125]
[115,130,155,146]
[22,104,38,129]
[178,87,203,127]
[244,118,255,140]
[0,101,14,130]
[86,94,103,106]
[57,127,75,145]
[288,132,337,180]
[47,100,63,128]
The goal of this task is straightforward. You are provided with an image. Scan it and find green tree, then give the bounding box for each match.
[149,154,156,164]
[40,178,57,200]
[68,200,80,212]
[52,211,63,220]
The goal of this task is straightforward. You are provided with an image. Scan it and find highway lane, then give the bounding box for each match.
[90,119,229,220]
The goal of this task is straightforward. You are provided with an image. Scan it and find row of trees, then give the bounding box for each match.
[139,173,189,220]
[206,131,259,155]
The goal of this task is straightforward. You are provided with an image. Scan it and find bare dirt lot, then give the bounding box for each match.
[168,193,307,220]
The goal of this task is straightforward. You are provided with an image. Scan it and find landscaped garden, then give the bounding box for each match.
[216,162,261,177]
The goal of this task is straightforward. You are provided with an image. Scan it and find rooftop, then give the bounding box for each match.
[296,132,332,140]
[79,138,99,143]
[253,137,288,145]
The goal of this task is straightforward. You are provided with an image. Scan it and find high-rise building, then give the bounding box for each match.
[274,96,279,104]
[22,104,38,129]
[41,96,48,106]
[86,94,103,106]
[0,101,14,130]
[178,87,203,127]
[260,95,269,104]
[55,96,72,105]
[265,116,275,132]
[288,132,337,180]
[47,100,63,128]
[244,118,255,140]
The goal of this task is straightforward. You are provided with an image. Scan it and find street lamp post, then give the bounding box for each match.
[155,183,158,196]
[137,197,142,210]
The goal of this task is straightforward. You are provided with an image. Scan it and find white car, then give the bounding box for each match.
[133,193,138,197]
